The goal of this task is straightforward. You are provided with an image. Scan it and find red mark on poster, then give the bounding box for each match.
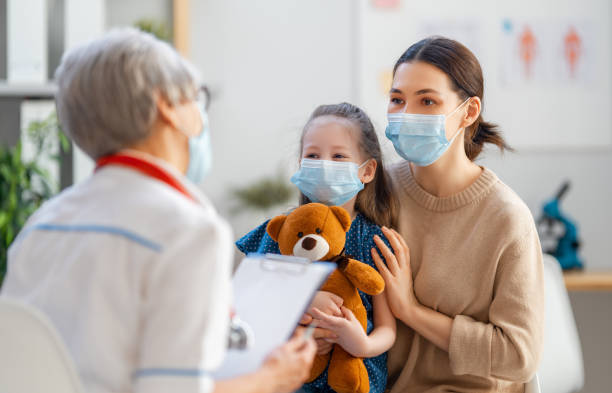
[564,26,582,78]
[519,26,537,78]
[372,0,400,9]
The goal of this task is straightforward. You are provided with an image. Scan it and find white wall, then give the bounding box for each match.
[190,0,355,238]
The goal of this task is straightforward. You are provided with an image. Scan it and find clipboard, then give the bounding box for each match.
[212,254,335,379]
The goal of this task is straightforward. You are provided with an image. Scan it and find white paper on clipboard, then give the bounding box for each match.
[212,254,335,379]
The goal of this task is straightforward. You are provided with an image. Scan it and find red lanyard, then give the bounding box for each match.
[96,154,195,202]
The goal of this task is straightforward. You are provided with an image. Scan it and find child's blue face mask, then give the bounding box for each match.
[290,158,369,206]
[385,98,470,167]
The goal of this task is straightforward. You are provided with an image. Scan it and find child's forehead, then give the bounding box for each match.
[303,116,360,148]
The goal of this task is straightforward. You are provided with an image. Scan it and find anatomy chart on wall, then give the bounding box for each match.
[500,20,596,86]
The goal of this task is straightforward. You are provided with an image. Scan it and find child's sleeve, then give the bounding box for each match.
[235,220,282,255]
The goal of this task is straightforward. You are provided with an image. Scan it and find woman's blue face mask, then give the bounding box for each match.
[385,98,470,167]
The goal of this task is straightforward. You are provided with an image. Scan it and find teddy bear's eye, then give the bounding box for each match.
[315,228,321,234]
[297,232,303,238]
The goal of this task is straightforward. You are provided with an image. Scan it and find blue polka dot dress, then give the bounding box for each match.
[236,213,391,393]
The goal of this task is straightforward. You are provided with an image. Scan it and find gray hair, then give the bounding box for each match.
[54,27,201,159]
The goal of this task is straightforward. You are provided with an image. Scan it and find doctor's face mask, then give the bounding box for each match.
[178,86,212,184]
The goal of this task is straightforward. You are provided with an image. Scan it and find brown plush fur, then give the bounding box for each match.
[267,203,385,393]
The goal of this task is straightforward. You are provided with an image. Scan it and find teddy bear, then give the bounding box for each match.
[266,203,385,393]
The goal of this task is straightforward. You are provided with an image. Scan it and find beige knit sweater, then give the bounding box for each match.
[385,162,544,393]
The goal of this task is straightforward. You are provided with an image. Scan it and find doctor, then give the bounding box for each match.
[1,28,315,393]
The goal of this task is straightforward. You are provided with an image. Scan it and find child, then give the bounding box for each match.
[236,103,398,393]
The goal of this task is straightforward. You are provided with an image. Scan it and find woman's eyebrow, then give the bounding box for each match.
[414,88,441,95]
[390,87,441,95]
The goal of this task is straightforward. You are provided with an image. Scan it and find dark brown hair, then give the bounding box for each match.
[298,103,398,228]
[394,36,511,160]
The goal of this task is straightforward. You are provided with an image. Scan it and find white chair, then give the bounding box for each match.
[525,373,542,393]
[0,298,83,393]
[538,254,585,393]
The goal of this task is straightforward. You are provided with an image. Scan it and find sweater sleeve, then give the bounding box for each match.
[448,223,544,382]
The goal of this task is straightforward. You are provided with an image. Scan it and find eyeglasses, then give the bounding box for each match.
[195,84,211,111]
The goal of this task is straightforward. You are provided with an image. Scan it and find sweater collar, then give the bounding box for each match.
[395,161,499,212]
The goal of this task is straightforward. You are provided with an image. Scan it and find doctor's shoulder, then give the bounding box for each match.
[148,192,233,248]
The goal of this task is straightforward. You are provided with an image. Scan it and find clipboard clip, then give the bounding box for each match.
[259,253,311,275]
[227,315,254,350]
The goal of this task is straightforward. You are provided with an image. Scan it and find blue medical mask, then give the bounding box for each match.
[183,107,212,184]
[385,98,470,167]
[290,158,368,206]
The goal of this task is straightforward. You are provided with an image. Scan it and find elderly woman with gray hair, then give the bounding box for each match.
[1,28,315,393]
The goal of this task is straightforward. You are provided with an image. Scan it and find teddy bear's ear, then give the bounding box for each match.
[329,206,352,233]
[266,215,287,242]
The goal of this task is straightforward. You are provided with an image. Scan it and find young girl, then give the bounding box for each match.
[236,103,397,393]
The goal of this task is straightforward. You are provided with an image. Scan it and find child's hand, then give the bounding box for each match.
[315,338,334,355]
[310,307,369,358]
[310,291,344,317]
[299,291,343,325]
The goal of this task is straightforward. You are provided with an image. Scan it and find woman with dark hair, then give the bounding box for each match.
[370,37,544,392]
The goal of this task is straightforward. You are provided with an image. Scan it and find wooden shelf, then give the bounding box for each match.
[564,270,612,291]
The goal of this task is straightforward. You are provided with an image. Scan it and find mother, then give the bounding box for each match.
[371,37,544,392]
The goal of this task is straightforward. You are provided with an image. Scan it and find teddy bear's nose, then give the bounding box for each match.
[302,236,317,251]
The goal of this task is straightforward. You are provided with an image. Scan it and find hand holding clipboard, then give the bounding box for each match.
[212,254,334,379]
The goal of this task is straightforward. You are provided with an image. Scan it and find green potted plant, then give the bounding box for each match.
[0,112,69,286]
[230,171,295,216]
[134,18,171,41]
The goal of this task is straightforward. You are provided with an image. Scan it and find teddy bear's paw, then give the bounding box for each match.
[307,353,330,383]
[328,349,369,393]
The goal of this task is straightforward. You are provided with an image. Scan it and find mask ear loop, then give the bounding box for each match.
[445,97,472,142]
[357,158,374,185]
[358,159,371,169]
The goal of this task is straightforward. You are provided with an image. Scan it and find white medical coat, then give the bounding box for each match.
[2,153,233,393]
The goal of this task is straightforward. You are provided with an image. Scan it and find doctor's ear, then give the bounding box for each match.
[461,96,481,129]
[266,215,287,242]
[155,93,181,130]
